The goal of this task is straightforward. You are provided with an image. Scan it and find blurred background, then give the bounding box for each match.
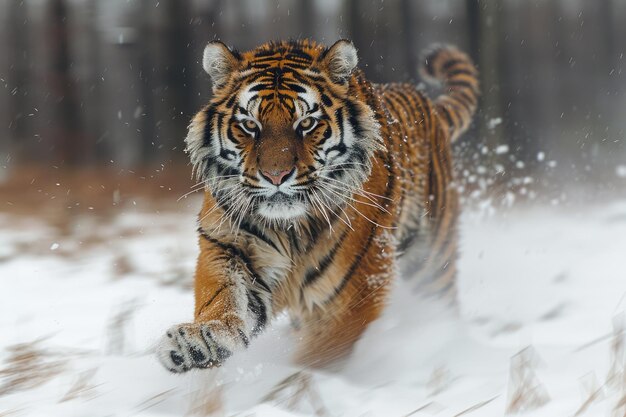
[2,1,626,416]
[0,0,625,206]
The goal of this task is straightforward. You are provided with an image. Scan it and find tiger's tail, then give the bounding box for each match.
[420,45,480,143]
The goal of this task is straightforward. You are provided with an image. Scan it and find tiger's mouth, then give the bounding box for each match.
[264,192,293,204]
[256,192,308,220]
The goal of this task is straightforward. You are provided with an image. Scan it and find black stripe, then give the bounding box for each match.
[219,149,237,161]
[455,90,478,107]
[303,229,349,287]
[345,101,364,137]
[249,83,268,92]
[325,142,347,158]
[216,113,226,153]
[196,283,235,316]
[390,91,413,121]
[226,92,239,109]
[411,91,432,133]
[442,58,464,72]
[349,146,368,167]
[395,90,419,115]
[321,93,332,107]
[202,329,232,362]
[239,220,280,253]
[382,95,404,125]
[238,329,250,347]
[253,50,280,58]
[214,161,239,178]
[284,82,307,93]
[198,228,272,293]
[326,149,396,304]
[328,108,346,153]
[241,172,258,182]
[316,127,333,148]
[326,225,377,303]
[447,69,476,78]
[226,125,241,145]
[202,107,216,148]
[212,79,243,107]
[447,80,475,90]
[437,105,456,129]
[296,168,313,180]
[247,289,268,336]
[293,179,316,187]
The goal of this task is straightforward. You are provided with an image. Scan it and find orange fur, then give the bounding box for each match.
[157,40,479,372]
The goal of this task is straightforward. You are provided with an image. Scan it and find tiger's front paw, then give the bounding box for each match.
[156,321,247,373]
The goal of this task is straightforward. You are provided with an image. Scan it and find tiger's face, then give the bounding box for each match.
[186,39,381,225]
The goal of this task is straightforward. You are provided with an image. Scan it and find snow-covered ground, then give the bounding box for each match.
[2,197,626,416]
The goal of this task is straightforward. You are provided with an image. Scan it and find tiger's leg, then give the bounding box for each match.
[409,121,460,301]
[403,220,459,301]
[157,230,271,373]
[294,260,393,368]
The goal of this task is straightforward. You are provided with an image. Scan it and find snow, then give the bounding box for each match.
[495,144,509,155]
[2,199,626,416]
[487,117,503,130]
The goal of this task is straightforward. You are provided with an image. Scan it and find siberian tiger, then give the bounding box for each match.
[157,39,479,372]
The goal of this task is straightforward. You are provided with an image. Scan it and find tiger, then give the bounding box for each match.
[157,39,479,372]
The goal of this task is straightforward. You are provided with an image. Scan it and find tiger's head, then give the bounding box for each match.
[186,39,381,225]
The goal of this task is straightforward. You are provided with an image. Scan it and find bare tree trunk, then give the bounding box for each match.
[465,0,505,162]
[526,0,558,161]
[156,0,194,162]
[48,0,84,166]
[346,0,378,81]
[400,0,418,81]
[8,0,29,153]
[298,0,315,40]
[195,0,224,107]
[465,0,480,64]
[598,0,619,126]
[86,0,105,163]
[138,0,157,163]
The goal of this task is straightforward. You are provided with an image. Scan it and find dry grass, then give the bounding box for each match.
[105,300,139,355]
[0,165,197,293]
[403,402,445,416]
[607,315,625,389]
[132,388,178,415]
[112,253,135,279]
[426,365,454,397]
[262,371,329,416]
[454,395,499,416]
[187,387,224,417]
[0,165,195,218]
[606,314,626,417]
[187,373,224,417]
[0,409,25,417]
[573,373,605,416]
[505,346,550,414]
[59,368,100,402]
[0,338,66,396]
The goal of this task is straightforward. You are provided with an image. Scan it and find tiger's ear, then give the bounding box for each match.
[203,41,240,90]
[322,40,358,83]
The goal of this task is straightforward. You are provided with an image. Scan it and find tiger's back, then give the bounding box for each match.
[374,45,479,295]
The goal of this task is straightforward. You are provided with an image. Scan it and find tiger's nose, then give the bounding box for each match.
[261,168,294,185]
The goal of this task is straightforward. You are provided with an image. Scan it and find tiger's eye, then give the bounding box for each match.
[299,117,313,129]
[244,120,257,131]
